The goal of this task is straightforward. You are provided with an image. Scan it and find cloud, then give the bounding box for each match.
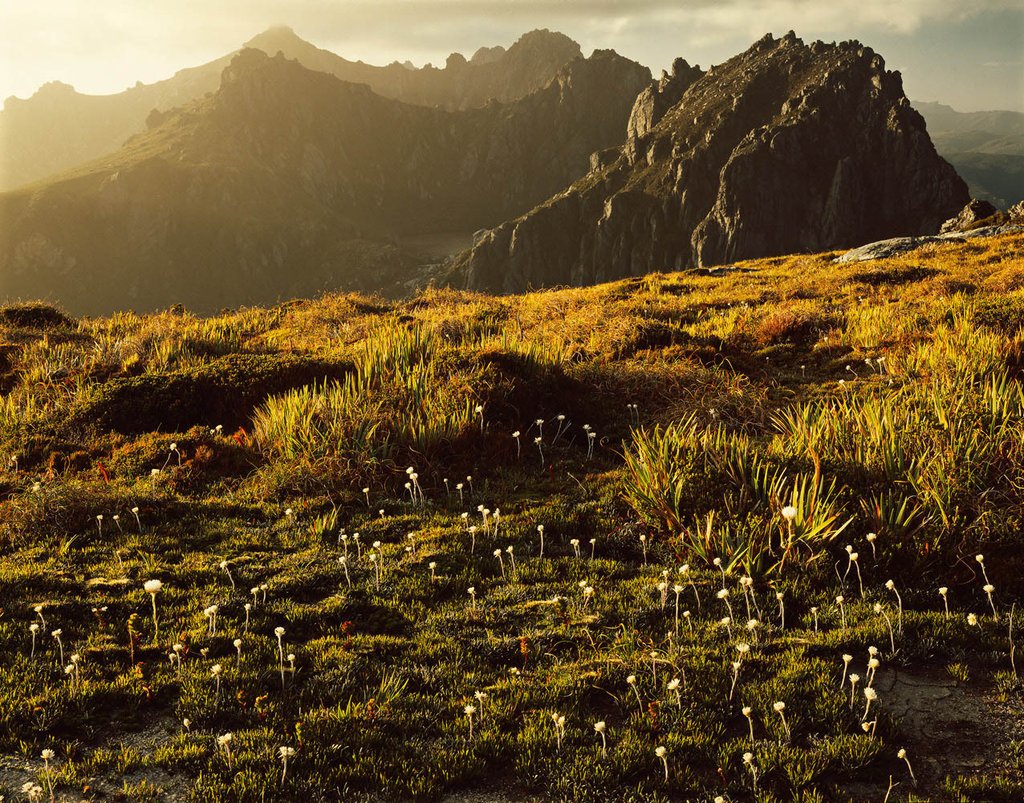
[0,0,1019,111]
[221,0,1019,36]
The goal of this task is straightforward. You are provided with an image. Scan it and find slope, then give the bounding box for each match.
[0,230,1021,800]
[0,48,650,314]
[914,101,1024,208]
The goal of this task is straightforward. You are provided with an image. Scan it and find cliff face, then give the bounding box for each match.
[0,28,583,191]
[456,33,969,293]
[0,48,650,315]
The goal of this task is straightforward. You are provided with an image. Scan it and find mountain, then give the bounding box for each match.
[914,101,1024,148]
[914,101,1024,208]
[0,27,583,191]
[452,33,969,294]
[241,26,583,110]
[0,48,650,315]
[0,63,230,192]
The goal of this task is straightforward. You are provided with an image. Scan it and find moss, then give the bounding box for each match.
[67,353,352,435]
[973,294,1024,335]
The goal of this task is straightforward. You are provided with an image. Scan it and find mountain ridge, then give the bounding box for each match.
[0,46,651,314]
[453,33,969,294]
[0,27,585,191]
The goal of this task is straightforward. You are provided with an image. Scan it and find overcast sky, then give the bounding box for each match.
[1,1,1021,112]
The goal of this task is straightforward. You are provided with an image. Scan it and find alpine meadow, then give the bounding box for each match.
[0,3,1023,801]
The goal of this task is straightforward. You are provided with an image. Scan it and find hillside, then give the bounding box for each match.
[914,102,1024,209]
[0,231,1022,799]
[454,33,968,294]
[939,153,1024,211]
[0,27,583,192]
[0,48,650,315]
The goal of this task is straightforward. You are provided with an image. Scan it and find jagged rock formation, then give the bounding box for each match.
[626,58,703,142]
[940,199,999,233]
[454,33,969,293]
[0,48,649,314]
[0,28,582,191]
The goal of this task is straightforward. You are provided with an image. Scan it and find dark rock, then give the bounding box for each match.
[626,58,703,144]
[454,33,969,293]
[940,199,999,232]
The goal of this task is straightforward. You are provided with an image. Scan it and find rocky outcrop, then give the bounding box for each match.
[454,32,970,293]
[0,48,649,315]
[836,224,1023,263]
[940,199,999,232]
[626,58,704,142]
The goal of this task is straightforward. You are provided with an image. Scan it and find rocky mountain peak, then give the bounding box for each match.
[0,39,650,314]
[243,25,306,52]
[627,57,704,142]
[221,46,276,80]
[454,32,969,293]
[0,27,592,191]
[470,45,506,65]
[506,29,582,63]
[33,80,79,97]
[4,80,78,110]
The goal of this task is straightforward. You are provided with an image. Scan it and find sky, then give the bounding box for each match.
[1,0,1021,112]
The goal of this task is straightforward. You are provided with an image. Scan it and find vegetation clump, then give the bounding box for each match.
[69,352,351,435]
[0,302,77,330]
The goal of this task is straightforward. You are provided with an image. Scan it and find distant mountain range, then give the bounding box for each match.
[914,102,1024,209]
[0,34,649,313]
[0,27,1013,314]
[0,26,585,192]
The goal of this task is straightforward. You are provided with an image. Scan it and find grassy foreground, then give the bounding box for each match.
[1,232,1023,801]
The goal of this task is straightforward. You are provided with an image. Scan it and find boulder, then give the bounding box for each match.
[940,199,999,233]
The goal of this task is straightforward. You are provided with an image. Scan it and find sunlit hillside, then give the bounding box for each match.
[0,232,1022,800]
